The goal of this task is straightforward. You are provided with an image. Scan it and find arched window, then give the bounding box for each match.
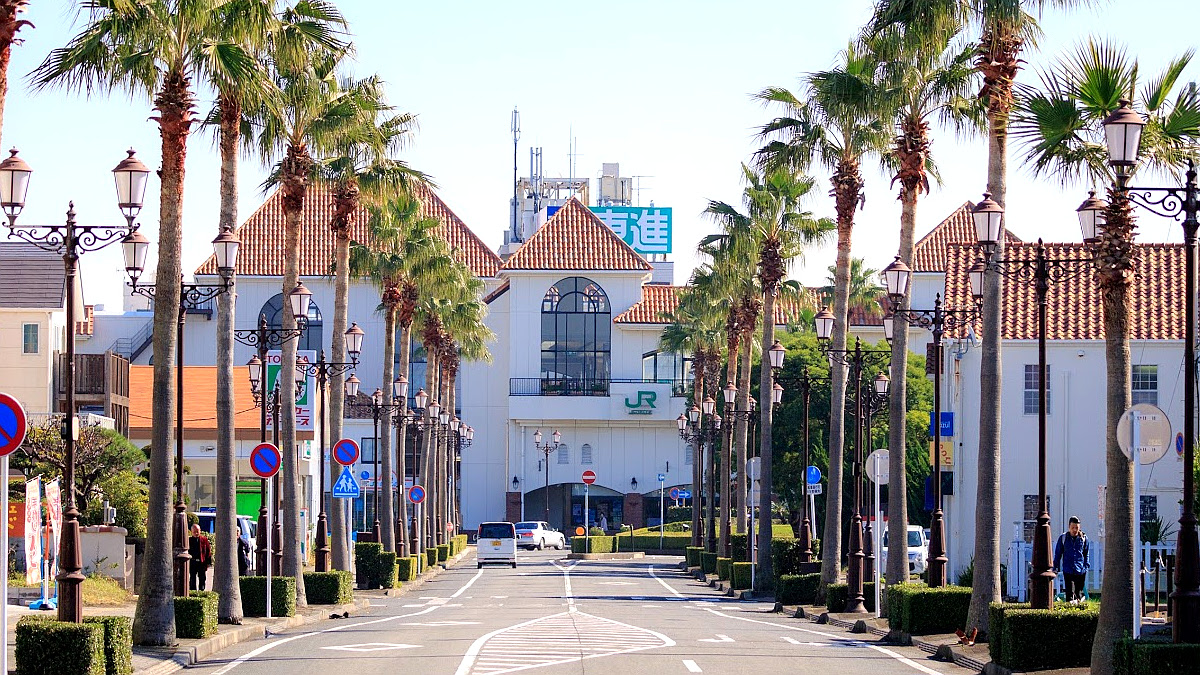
[541,277,610,390]
[259,292,323,353]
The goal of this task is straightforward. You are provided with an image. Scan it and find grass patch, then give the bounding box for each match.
[81,575,132,606]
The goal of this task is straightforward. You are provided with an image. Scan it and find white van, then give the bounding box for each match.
[477,522,518,568]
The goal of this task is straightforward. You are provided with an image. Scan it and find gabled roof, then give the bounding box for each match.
[500,198,653,272]
[0,243,66,309]
[912,202,1022,272]
[612,284,808,326]
[943,242,1185,341]
[196,183,500,278]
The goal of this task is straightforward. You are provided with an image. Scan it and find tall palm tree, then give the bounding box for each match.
[869,0,1099,636]
[0,0,30,146]
[756,49,890,594]
[31,0,262,644]
[1011,39,1199,671]
[825,257,886,317]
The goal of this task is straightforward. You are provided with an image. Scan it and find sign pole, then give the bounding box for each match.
[1132,411,1141,638]
[874,461,882,618]
[1,454,8,674]
[266,477,273,621]
[660,477,665,552]
[585,484,590,553]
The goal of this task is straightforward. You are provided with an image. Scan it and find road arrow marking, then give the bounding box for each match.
[321,643,420,652]
[683,660,703,672]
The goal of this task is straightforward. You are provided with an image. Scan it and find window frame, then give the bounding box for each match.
[22,323,38,355]
[540,277,611,387]
[1132,365,1158,406]
[1023,364,1051,416]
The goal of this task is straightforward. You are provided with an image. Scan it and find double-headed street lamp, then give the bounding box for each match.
[846,370,889,583]
[758,366,824,562]
[1089,100,1200,640]
[394,386,429,555]
[434,412,467,539]
[246,365,303,574]
[533,429,562,525]
[721,383,757,559]
[880,258,982,587]
[295,326,364,572]
[0,148,150,622]
[677,398,721,551]
[813,317,890,614]
[358,378,410,549]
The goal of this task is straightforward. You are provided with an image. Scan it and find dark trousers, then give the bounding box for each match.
[1063,572,1086,600]
[190,565,208,591]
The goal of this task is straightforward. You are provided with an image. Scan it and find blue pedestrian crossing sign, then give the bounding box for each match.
[332,465,360,499]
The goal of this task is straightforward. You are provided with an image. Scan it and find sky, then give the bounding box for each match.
[4,0,1199,315]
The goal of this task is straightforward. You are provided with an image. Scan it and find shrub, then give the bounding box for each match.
[777,573,820,606]
[888,584,971,635]
[239,576,296,617]
[825,582,876,613]
[623,533,689,551]
[997,605,1099,671]
[354,543,396,590]
[82,616,132,675]
[730,535,748,562]
[174,590,219,638]
[571,536,614,554]
[665,506,690,523]
[731,562,754,590]
[771,539,813,579]
[397,556,418,583]
[700,552,718,574]
[437,544,450,563]
[716,557,732,581]
[1113,639,1200,675]
[426,547,438,568]
[685,546,703,567]
[304,571,353,605]
[987,602,1027,663]
[886,583,922,631]
[15,616,105,675]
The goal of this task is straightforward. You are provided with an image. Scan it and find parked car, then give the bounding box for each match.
[881,525,929,577]
[477,521,518,568]
[514,521,566,550]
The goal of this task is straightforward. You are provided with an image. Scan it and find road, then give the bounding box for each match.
[189,549,961,675]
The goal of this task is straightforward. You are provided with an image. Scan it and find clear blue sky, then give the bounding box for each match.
[4,0,1197,314]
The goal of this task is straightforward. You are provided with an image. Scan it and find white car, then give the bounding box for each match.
[514,521,566,550]
[881,525,929,577]
[477,522,518,568]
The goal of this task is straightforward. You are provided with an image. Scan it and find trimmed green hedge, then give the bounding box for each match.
[887,584,970,635]
[355,543,397,589]
[826,582,876,613]
[239,576,296,617]
[15,616,105,675]
[700,552,718,574]
[995,604,1098,671]
[426,547,438,568]
[572,536,615,554]
[304,571,353,604]
[1115,637,1200,674]
[627,532,691,550]
[730,535,748,562]
[771,539,813,579]
[83,616,132,675]
[716,557,732,581]
[174,590,219,638]
[397,556,419,582]
[777,573,821,606]
[731,562,753,590]
[449,534,468,556]
[437,544,450,563]
[685,546,703,566]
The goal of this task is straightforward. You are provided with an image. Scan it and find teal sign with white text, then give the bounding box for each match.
[548,205,672,254]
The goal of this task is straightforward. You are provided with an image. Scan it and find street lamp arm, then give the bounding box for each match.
[985,250,1095,288]
[821,347,890,370]
[298,361,358,380]
[1122,185,1192,221]
[7,220,134,255]
[233,325,305,349]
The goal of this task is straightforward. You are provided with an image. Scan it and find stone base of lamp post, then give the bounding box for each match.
[863,518,875,582]
[273,518,283,574]
[315,513,330,572]
[1172,512,1200,642]
[1029,512,1056,609]
[173,503,191,597]
[56,509,85,622]
[844,514,867,614]
[373,519,382,545]
[927,509,948,588]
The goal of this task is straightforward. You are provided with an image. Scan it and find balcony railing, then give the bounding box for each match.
[509,378,688,397]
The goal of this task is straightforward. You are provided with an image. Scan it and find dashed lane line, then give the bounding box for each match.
[682,659,702,672]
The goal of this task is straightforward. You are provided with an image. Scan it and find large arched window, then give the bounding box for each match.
[541,277,610,391]
[259,292,323,352]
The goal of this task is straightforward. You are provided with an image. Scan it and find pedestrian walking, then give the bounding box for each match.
[237,532,251,576]
[1053,516,1090,602]
[599,513,608,533]
[189,524,212,591]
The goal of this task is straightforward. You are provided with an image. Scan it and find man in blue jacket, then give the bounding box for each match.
[1053,516,1090,602]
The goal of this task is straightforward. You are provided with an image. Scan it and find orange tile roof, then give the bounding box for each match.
[499,198,653,272]
[127,365,314,440]
[195,184,500,278]
[613,284,805,326]
[912,202,1022,272]
[942,242,1185,341]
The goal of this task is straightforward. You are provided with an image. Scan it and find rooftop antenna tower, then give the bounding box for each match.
[510,107,521,242]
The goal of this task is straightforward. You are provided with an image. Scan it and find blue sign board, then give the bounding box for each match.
[806,466,822,485]
[332,466,360,499]
[657,473,666,483]
[929,412,954,437]
[333,438,360,466]
[546,204,672,254]
[676,489,692,499]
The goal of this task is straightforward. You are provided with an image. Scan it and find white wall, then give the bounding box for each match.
[0,308,62,413]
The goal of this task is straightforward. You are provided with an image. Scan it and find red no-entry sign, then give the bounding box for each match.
[581,470,596,485]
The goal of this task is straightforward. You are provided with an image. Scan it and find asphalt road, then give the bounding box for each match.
[188,549,962,675]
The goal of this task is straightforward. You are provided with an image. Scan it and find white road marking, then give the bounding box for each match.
[320,643,420,652]
[697,634,734,643]
[781,636,801,645]
[451,570,484,598]
[598,581,637,585]
[403,620,481,627]
[683,660,703,672]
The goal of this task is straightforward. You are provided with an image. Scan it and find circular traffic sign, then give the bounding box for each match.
[805,465,822,485]
[669,487,681,500]
[581,470,597,485]
[408,485,426,504]
[0,393,28,457]
[1117,403,1172,465]
[333,438,360,466]
[866,449,889,484]
[250,443,282,478]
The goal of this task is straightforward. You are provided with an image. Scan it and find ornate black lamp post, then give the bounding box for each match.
[394,386,428,555]
[358,378,408,549]
[847,370,889,583]
[295,325,364,572]
[677,399,721,552]
[533,429,562,525]
[721,382,757,559]
[814,313,890,614]
[1,148,149,622]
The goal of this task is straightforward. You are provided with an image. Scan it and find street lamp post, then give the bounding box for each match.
[677,399,721,552]
[814,318,890,614]
[1093,99,1200,640]
[881,258,982,586]
[722,382,757,559]
[1,148,149,622]
[397,387,428,556]
[357,378,410,552]
[533,429,562,526]
[848,371,889,584]
[765,366,830,563]
[971,195,1095,610]
[295,326,364,572]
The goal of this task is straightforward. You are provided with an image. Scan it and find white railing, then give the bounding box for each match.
[26,412,116,431]
[1005,536,1106,601]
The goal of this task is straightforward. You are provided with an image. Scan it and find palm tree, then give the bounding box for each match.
[825,257,886,317]
[756,47,890,595]
[0,0,30,146]
[31,0,262,644]
[1011,39,1200,671]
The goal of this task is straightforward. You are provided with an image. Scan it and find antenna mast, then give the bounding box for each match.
[511,107,521,242]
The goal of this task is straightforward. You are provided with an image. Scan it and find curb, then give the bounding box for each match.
[566,552,646,561]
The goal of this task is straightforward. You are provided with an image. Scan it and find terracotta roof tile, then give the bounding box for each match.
[500,199,653,272]
[942,242,1185,341]
[196,184,500,278]
[913,202,1022,272]
[613,285,805,326]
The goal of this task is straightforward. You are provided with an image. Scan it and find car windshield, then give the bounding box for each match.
[909,531,924,546]
[480,523,515,539]
[515,522,538,530]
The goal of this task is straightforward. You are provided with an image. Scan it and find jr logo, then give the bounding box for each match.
[625,390,657,415]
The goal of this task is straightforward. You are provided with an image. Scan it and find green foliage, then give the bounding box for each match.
[825,582,875,612]
[730,562,754,590]
[730,535,748,562]
[82,616,132,675]
[623,533,689,550]
[717,557,732,581]
[82,469,148,538]
[396,556,418,582]
[1114,638,1200,675]
[436,544,450,563]
[771,539,813,580]
[700,552,718,574]
[887,584,970,635]
[16,616,105,675]
[996,605,1099,671]
[17,425,145,518]
[1141,516,1177,545]
[448,534,468,557]
[685,546,703,566]
[426,547,438,568]
[239,576,296,617]
[572,536,615,554]
[777,573,821,605]
[304,571,353,604]
[174,591,219,639]
[354,543,396,589]
[665,507,691,523]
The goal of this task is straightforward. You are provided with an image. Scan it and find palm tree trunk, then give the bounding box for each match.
[720,345,737,555]
[446,366,458,538]
[214,95,242,623]
[691,366,704,547]
[379,305,397,552]
[421,349,438,551]
[396,322,413,556]
[886,184,917,591]
[736,323,754,536]
[757,287,777,590]
[437,362,451,545]
[329,229,351,570]
[133,70,191,646]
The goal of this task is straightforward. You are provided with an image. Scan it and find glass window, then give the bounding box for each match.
[580,444,593,465]
[360,437,376,464]
[22,323,37,354]
[685,445,694,465]
[1133,365,1158,406]
[259,293,323,353]
[907,531,923,547]
[540,278,611,390]
[479,523,515,539]
[1023,364,1050,415]
[557,444,570,465]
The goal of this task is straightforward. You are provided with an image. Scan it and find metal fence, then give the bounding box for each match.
[508,377,688,397]
[1005,537,1176,601]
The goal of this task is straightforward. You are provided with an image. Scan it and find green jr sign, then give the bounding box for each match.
[625,391,657,415]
